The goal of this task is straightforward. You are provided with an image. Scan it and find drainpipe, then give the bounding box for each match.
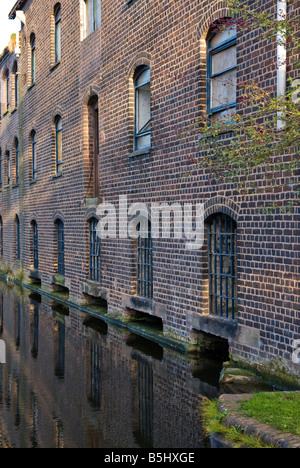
[276,0,287,130]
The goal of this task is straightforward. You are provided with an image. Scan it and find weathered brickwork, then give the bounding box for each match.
[0,0,299,380]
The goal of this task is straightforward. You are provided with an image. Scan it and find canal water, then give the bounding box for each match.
[0,281,224,449]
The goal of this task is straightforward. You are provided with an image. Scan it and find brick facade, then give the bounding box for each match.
[0,0,299,381]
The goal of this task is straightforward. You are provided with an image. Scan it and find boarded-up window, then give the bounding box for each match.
[207,21,237,122]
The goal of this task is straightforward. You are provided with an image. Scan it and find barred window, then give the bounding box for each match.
[207,213,237,318]
[89,217,101,282]
[16,215,20,261]
[55,219,65,276]
[31,220,39,270]
[137,221,153,299]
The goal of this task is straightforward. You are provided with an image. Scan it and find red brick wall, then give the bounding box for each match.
[0,0,299,379]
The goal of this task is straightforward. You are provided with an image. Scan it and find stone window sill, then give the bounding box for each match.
[50,61,61,72]
[128,147,151,158]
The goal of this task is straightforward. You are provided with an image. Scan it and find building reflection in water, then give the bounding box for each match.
[0,283,221,448]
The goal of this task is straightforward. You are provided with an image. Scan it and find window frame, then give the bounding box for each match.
[30,34,36,85]
[13,62,18,108]
[6,151,11,185]
[31,130,37,180]
[5,70,10,110]
[54,4,62,64]
[134,66,151,152]
[0,149,2,189]
[16,215,20,261]
[0,217,3,257]
[15,138,19,185]
[207,25,237,119]
[32,220,39,270]
[55,116,63,175]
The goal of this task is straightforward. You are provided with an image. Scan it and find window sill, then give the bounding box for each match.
[30,179,37,185]
[52,274,66,287]
[29,269,41,280]
[11,107,17,114]
[2,110,9,117]
[51,172,63,180]
[12,183,19,189]
[128,147,151,158]
[27,82,36,92]
[50,61,61,72]
[123,294,154,314]
[4,185,10,189]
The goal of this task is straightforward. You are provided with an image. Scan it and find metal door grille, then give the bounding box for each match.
[89,218,101,282]
[208,213,237,318]
[137,222,153,299]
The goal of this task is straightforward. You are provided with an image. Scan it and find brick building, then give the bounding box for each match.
[0,0,299,381]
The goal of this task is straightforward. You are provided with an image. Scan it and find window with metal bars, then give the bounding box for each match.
[55,219,65,276]
[32,220,39,270]
[16,215,20,261]
[89,217,101,282]
[207,213,237,319]
[137,221,153,299]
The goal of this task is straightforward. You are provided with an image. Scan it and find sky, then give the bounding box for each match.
[0,0,21,54]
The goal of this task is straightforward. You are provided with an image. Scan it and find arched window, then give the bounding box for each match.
[0,149,2,189]
[5,69,10,110]
[207,213,237,318]
[54,4,61,63]
[134,66,151,151]
[89,217,101,282]
[13,61,18,108]
[31,220,39,270]
[30,33,36,85]
[14,138,19,185]
[55,116,63,175]
[137,220,153,298]
[207,20,237,122]
[31,130,37,180]
[0,217,3,257]
[55,219,64,276]
[15,215,20,261]
[88,95,99,197]
[6,151,11,185]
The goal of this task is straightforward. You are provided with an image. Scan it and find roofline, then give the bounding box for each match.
[9,0,28,19]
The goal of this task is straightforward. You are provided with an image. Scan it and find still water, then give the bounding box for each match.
[0,282,223,449]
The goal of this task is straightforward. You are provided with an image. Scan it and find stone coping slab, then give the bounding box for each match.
[219,394,300,449]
